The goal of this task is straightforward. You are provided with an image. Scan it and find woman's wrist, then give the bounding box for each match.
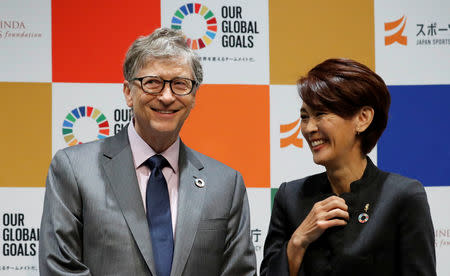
[289,233,308,251]
[287,235,308,276]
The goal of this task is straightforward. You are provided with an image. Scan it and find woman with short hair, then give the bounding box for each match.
[260,58,436,276]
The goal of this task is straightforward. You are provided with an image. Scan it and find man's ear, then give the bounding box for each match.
[191,85,201,109]
[123,81,133,108]
[356,106,374,133]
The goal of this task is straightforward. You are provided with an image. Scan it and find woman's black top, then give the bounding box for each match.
[260,158,436,276]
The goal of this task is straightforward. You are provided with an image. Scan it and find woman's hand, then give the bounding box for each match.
[287,195,349,276]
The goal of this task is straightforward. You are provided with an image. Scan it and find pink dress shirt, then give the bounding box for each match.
[127,122,179,236]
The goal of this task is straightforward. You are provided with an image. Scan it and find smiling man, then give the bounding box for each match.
[39,28,256,276]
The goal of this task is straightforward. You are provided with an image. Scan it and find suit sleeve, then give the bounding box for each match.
[220,171,257,276]
[397,180,436,276]
[260,183,291,276]
[39,150,92,276]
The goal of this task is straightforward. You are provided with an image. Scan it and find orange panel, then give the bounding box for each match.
[52,0,161,83]
[270,0,374,84]
[0,83,51,187]
[181,84,270,188]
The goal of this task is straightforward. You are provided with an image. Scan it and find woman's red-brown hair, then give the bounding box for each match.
[298,58,391,154]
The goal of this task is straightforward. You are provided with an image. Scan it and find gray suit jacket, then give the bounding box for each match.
[39,127,256,276]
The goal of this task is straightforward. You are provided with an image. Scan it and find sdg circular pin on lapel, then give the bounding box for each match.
[358,203,370,224]
[194,178,205,188]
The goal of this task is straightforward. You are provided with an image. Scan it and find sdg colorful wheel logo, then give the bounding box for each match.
[171,3,217,49]
[62,106,110,146]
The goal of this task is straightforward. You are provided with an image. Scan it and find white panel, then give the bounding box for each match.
[52,83,129,156]
[426,186,450,276]
[247,188,271,272]
[161,0,269,84]
[0,0,51,82]
[375,0,450,85]
[269,85,324,188]
[0,188,45,276]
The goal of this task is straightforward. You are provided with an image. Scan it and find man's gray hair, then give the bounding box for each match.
[123,27,203,85]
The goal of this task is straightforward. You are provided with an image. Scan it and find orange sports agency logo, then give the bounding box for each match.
[384,16,407,46]
[280,117,303,148]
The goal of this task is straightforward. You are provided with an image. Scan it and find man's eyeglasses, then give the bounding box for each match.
[130,76,197,96]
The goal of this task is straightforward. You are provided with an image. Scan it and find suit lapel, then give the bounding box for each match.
[170,143,207,276]
[101,128,156,275]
